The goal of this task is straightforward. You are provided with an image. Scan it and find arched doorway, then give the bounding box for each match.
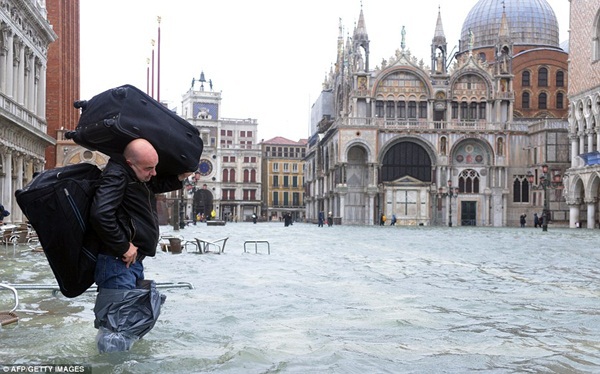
[193,187,214,221]
[345,145,369,225]
[380,141,433,225]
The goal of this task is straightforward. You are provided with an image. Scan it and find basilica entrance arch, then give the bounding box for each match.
[344,145,369,225]
[380,140,434,225]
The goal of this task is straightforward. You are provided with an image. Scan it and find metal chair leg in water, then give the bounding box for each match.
[0,283,19,326]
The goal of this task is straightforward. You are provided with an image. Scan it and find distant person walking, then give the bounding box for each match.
[520,214,527,227]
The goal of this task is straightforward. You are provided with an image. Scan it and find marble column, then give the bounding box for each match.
[6,31,14,96]
[569,204,580,228]
[586,199,596,229]
[569,134,579,168]
[14,154,23,222]
[587,130,594,153]
[0,27,7,92]
[2,151,12,221]
[17,40,25,104]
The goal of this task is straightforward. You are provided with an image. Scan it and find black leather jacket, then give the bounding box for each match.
[90,158,182,257]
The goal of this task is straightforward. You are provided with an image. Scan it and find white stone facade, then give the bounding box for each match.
[0,0,57,222]
[563,0,600,228]
[180,83,261,222]
[305,3,571,227]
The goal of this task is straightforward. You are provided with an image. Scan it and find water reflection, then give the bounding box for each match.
[1,223,600,373]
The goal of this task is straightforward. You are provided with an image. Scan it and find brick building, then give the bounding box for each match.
[45,0,80,169]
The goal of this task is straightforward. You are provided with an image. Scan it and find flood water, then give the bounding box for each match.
[1,222,600,373]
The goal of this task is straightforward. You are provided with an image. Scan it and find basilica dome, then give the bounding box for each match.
[460,0,560,52]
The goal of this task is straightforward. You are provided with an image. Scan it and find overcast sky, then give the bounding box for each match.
[79,0,570,142]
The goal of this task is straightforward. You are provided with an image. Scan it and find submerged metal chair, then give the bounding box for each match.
[2,228,14,248]
[0,283,19,326]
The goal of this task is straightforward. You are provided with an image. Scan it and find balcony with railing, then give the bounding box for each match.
[0,93,47,134]
[331,117,562,133]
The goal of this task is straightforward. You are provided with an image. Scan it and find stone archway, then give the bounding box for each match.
[193,188,214,220]
[380,141,433,226]
[344,145,369,225]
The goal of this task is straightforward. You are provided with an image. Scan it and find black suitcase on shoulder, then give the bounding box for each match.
[66,84,203,176]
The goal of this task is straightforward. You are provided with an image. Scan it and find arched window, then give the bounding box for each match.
[229,169,235,182]
[250,169,257,182]
[522,92,530,109]
[458,169,480,193]
[222,169,228,182]
[386,101,395,118]
[451,102,458,119]
[539,93,548,109]
[243,169,249,183]
[460,102,468,120]
[408,101,417,118]
[538,67,548,87]
[418,101,427,118]
[375,100,384,117]
[381,142,432,182]
[556,71,564,87]
[556,92,564,109]
[469,102,477,119]
[522,71,530,87]
[396,101,406,119]
[513,175,530,203]
[478,103,486,119]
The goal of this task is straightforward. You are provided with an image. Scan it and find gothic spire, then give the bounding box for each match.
[352,2,370,72]
[354,4,368,41]
[336,17,344,74]
[433,5,446,44]
[498,1,510,39]
[431,6,448,75]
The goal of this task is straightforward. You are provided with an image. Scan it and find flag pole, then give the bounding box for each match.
[151,39,155,99]
[157,16,161,102]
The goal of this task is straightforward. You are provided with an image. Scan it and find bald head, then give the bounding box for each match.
[124,138,158,182]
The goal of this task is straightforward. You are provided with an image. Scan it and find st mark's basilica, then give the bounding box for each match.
[305,0,572,227]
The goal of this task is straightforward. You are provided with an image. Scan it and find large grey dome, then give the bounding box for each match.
[460,0,560,52]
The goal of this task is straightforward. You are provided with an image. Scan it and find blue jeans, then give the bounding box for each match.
[95,254,144,289]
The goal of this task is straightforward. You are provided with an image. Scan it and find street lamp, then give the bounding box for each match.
[179,186,185,229]
[179,178,194,230]
[438,180,460,227]
[527,164,550,232]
